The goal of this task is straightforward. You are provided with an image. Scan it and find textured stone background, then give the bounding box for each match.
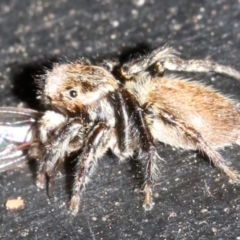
[0,0,240,239]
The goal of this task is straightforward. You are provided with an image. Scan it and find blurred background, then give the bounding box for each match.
[0,0,240,239]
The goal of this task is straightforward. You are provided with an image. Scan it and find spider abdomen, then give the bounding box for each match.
[145,77,240,149]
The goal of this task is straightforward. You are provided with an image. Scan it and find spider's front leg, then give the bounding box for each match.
[37,117,87,196]
[69,122,111,215]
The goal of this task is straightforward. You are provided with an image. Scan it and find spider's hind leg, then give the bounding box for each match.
[157,108,240,183]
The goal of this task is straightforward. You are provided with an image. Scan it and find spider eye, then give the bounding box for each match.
[69,90,78,98]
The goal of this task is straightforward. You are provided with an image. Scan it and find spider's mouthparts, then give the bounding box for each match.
[52,105,68,117]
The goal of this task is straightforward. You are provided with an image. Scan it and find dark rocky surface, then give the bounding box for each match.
[0,0,240,239]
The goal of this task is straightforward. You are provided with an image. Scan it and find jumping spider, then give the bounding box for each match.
[26,46,240,215]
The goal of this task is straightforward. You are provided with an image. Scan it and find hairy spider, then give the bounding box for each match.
[27,46,240,215]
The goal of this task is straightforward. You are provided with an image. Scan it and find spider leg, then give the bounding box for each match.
[69,122,110,215]
[114,91,134,157]
[157,107,240,182]
[133,105,160,211]
[116,89,160,211]
[120,46,240,80]
[163,58,240,80]
[36,118,86,197]
[120,46,177,78]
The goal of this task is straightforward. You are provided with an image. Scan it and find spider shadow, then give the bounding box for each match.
[63,154,78,199]
[128,155,146,190]
[118,43,152,64]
